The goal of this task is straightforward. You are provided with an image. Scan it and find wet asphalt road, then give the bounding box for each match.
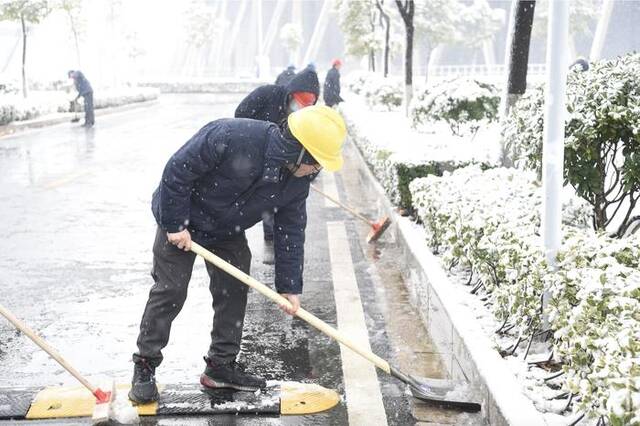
[0,94,482,425]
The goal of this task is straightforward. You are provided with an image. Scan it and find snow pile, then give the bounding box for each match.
[0,87,159,126]
[109,391,139,424]
[410,77,499,136]
[409,166,640,423]
[340,95,500,210]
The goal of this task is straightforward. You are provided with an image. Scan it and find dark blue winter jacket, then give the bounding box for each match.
[235,67,320,125]
[275,66,296,86]
[151,118,310,294]
[323,67,343,107]
[71,71,92,96]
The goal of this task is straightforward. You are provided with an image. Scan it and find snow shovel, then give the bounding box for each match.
[69,100,81,123]
[310,184,390,243]
[190,242,481,412]
[0,303,116,424]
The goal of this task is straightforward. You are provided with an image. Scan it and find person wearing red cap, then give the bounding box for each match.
[323,59,344,107]
[235,67,320,261]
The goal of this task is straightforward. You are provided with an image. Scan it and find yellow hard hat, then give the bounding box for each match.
[287,105,347,172]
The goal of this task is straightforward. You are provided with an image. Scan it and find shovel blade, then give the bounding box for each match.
[409,376,481,413]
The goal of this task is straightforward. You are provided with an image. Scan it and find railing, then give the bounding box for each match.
[428,63,546,78]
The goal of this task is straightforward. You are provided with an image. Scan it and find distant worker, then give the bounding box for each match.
[323,59,343,107]
[570,57,589,72]
[67,70,94,127]
[275,65,296,86]
[234,68,320,262]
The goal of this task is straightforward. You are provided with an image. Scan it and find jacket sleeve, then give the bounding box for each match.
[272,186,308,294]
[234,86,269,119]
[157,125,227,233]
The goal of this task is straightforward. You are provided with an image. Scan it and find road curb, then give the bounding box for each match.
[345,140,548,426]
[0,99,159,139]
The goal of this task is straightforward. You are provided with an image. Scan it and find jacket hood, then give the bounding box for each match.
[262,125,303,182]
[286,68,320,98]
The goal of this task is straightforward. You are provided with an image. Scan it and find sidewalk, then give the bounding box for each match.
[0,99,159,139]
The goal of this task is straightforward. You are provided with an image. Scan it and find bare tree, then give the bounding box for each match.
[375,0,391,77]
[0,0,51,98]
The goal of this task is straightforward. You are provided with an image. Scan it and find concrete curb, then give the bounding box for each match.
[139,80,267,93]
[345,140,547,426]
[0,99,158,139]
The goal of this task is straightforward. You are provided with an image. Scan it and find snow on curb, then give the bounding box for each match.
[345,140,547,426]
[139,79,268,93]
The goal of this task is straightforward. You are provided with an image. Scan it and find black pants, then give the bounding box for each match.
[262,212,274,240]
[133,228,251,367]
[83,92,94,125]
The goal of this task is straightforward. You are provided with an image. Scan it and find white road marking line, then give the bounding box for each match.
[321,172,340,208]
[327,221,388,426]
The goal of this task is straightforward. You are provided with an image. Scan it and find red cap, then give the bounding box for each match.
[332,58,342,67]
[292,91,317,107]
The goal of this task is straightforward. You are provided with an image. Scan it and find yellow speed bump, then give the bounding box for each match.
[26,384,160,419]
[24,382,338,419]
[280,381,340,415]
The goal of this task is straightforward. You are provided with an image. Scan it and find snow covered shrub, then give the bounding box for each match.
[344,71,374,95]
[410,165,639,422]
[546,231,640,424]
[410,77,499,135]
[0,104,17,125]
[361,74,403,111]
[503,53,640,236]
[410,166,592,338]
[342,110,485,211]
[0,87,159,126]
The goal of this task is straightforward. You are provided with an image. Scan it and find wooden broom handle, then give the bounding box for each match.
[0,303,98,394]
[190,241,391,374]
[310,184,373,225]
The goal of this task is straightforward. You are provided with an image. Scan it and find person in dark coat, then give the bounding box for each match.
[67,70,94,127]
[323,59,344,107]
[275,65,296,86]
[235,67,320,250]
[129,105,347,404]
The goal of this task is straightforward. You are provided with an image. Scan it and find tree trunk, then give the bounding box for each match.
[505,0,536,113]
[375,0,391,77]
[395,0,414,114]
[423,45,432,84]
[404,23,414,108]
[68,13,81,67]
[369,49,376,72]
[21,14,28,98]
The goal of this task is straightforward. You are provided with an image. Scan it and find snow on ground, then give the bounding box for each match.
[340,92,501,167]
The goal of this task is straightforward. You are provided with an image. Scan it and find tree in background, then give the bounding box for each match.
[0,0,51,98]
[394,0,414,112]
[414,0,502,84]
[375,0,392,77]
[455,1,504,59]
[279,23,303,66]
[54,0,84,68]
[335,0,382,72]
[183,0,225,77]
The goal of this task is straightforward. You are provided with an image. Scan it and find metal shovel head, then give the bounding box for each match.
[366,216,391,243]
[408,376,481,412]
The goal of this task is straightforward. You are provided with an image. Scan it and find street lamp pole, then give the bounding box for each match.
[541,0,569,322]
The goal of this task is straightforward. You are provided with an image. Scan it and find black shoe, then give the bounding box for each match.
[200,357,266,392]
[129,359,159,403]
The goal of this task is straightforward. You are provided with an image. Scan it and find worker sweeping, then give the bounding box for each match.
[129,106,346,404]
[234,67,320,258]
